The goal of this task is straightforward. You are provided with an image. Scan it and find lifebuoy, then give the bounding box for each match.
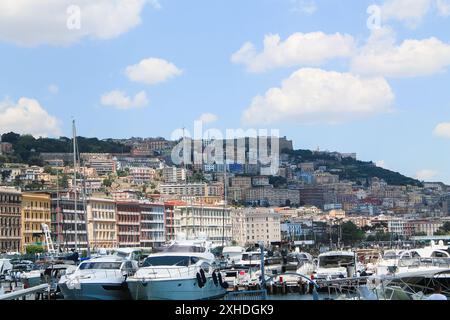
[212,271,219,286]
[196,272,205,288]
[218,272,229,289]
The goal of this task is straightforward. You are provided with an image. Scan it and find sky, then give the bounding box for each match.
[0,0,449,184]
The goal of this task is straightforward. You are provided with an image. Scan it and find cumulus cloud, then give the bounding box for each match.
[0,0,151,46]
[101,90,149,110]
[351,27,450,78]
[0,97,61,137]
[125,58,183,85]
[415,169,438,181]
[197,113,218,124]
[241,68,395,125]
[231,32,355,73]
[433,122,450,138]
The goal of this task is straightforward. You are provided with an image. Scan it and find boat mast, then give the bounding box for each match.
[222,161,227,247]
[73,120,78,252]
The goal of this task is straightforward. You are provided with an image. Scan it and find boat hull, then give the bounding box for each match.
[127,277,227,300]
[59,282,131,300]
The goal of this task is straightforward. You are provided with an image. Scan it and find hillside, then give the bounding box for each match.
[0,132,131,165]
[285,149,423,187]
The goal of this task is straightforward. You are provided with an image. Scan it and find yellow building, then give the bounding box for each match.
[87,198,117,250]
[21,192,51,253]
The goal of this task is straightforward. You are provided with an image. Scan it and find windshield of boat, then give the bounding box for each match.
[242,253,261,261]
[383,251,403,260]
[163,245,205,253]
[142,256,200,267]
[79,262,122,270]
[319,255,354,268]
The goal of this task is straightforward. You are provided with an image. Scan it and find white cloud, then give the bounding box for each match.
[291,0,317,15]
[197,113,218,124]
[0,97,61,137]
[101,90,149,110]
[241,68,395,125]
[436,0,450,16]
[231,32,355,73]
[351,27,450,78]
[48,84,59,95]
[0,0,151,46]
[125,58,183,85]
[433,122,450,138]
[381,0,433,27]
[379,0,450,26]
[415,169,438,181]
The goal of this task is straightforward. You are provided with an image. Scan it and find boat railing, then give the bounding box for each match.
[70,269,126,281]
[136,265,204,280]
[398,257,450,269]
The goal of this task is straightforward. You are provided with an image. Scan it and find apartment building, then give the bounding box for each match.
[140,203,165,248]
[116,202,141,248]
[245,186,300,207]
[162,167,186,183]
[175,204,232,245]
[129,167,156,185]
[0,187,22,252]
[160,183,208,197]
[87,198,117,250]
[164,200,184,242]
[21,192,51,252]
[50,194,89,252]
[243,208,281,246]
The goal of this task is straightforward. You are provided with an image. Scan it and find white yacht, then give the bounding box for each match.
[315,251,357,280]
[222,246,245,265]
[239,250,264,268]
[126,235,228,300]
[58,248,140,300]
[375,241,450,277]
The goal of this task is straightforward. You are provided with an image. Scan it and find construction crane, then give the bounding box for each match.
[41,223,56,255]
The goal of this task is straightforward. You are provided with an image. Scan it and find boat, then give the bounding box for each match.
[0,259,13,281]
[58,248,140,300]
[239,250,264,268]
[284,251,315,275]
[314,251,357,281]
[375,241,450,276]
[126,235,228,300]
[222,246,245,266]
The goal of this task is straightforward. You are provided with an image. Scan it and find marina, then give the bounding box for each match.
[1,237,449,301]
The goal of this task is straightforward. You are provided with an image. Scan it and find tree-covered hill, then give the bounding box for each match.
[1,132,131,165]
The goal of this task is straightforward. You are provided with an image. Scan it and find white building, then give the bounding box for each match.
[242,208,281,246]
[175,204,232,245]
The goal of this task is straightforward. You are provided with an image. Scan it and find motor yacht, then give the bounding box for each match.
[315,251,357,281]
[126,235,228,300]
[58,248,140,300]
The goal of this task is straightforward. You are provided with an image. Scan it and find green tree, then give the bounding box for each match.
[25,244,45,254]
[341,221,365,244]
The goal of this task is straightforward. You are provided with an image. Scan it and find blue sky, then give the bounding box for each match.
[0,0,449,183]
